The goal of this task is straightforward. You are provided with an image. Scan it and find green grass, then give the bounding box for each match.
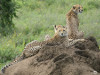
[0,0,100,68]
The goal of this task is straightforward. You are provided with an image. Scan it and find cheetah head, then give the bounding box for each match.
[72,4,83,14]
[54,25,67,37]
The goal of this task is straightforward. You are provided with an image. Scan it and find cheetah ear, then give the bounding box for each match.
[65,26,67,30]
[65,27,67,29]
[73,5,76,9]
[63,26,65,28]
[54,25,56,28]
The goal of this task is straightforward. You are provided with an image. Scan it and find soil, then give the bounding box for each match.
[1,36,100,75]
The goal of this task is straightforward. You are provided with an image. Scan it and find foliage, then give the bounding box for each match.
[0,0,18,35]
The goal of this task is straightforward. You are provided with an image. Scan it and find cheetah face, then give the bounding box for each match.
[72,4,83,14]
[58,28,67,37]
[54,25,67,37]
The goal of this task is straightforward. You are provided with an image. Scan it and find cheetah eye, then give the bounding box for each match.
[78,7,80,9]
[56,28,58,30]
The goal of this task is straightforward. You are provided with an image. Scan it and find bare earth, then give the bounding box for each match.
[1,36,100,75]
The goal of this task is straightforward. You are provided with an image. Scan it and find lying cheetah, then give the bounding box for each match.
[1,25,68,73]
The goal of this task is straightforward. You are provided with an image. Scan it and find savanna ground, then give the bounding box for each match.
[0,0,100,69]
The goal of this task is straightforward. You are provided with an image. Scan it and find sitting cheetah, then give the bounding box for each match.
[66,4,84,39]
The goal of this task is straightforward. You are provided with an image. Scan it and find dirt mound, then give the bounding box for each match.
[1,36,100,75]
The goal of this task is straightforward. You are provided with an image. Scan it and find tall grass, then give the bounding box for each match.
[0,0,100,68]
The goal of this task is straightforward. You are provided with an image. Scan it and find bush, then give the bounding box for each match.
[0,0,18,36]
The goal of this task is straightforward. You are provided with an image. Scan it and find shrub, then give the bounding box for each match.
[0,0,18,35]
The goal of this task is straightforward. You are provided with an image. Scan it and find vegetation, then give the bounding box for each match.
[0,0,18,35]
[0,0,100,69]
